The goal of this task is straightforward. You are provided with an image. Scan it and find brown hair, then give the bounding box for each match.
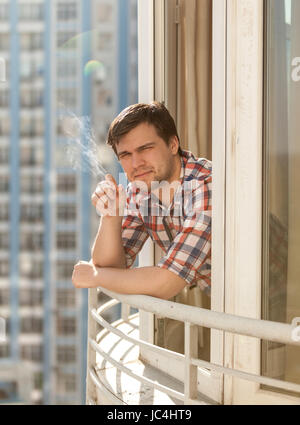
[106,101,182,156]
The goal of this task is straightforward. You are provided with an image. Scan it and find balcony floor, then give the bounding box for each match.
[93,313,210,405]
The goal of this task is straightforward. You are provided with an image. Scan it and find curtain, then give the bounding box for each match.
[177,0,212,160]
[156,0,212,359]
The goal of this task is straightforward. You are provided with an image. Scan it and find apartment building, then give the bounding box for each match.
[0,0,138,404]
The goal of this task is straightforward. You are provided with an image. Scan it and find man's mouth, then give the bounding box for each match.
[134,171,153,178]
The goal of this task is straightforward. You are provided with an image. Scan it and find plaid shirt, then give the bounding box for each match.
[121,150,212,294]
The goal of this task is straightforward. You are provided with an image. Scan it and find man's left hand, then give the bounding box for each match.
[72,261,99,288]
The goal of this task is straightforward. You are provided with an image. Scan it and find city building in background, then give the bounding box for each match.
[0,0,138,404]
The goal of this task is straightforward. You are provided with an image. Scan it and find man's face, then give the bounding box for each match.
[116,122,180,190]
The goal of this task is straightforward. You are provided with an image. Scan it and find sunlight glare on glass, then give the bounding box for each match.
[285,0,291,25]
[84,60,107,82]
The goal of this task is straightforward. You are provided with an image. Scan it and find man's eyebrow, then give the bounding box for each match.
[137,142,155,150]
[117,149,130,157]
[118,142,155,157]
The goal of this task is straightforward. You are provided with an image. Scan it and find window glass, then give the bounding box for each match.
[262,0,300,394]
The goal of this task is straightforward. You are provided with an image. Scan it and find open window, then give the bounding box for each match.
[138,0,225,404]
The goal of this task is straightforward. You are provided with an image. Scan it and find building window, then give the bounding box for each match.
[98,32,113,50]
[0,89,9,108]
[57,204,76,221]
[20,57,44,81]
[0,232,9,250]
[20,117,44,138]
[20,232,44,251]
[0,4,9,21]
[20,204,43,223]
[33,372,43,391]
[0,34,9,51]
[57,58,77,79]
[56,345,76,363]
[0,146,9,164]
[57,2,77,21]
[20,88,43,108]
[57,88,77,108]
[57,32,77,49]
[56,174,77,193]
[20,33,44,51]
[20,175,43,194]
[0,288,9,306]
[0,118,10,136]
[56,288,76,308]
[0,260,9,277]
[0,205,9,221]
[97,88,113,107]
[19,259,44,280]
[21,317,43,334]
[0,175,9,193]
[19,289,43,307]
[0,344,10,359]
[56,372,76,393]
[21,344,43,362]
[19,4,44,21]
[57,261,74,280]
[56,317,76,335]
[20,145,44,166]
[56,232,76,250]
[98,3,113,22]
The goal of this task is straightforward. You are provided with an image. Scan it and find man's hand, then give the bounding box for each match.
[72,261,99,288]
[91,174,126,217]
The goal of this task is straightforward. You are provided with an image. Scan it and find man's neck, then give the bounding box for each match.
[157,155,182,206]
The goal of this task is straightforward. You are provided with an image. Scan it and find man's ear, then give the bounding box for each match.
[169,136,179,155]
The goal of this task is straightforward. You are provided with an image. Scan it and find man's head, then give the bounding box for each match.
[106,102,182,188]
[107,102,182,155]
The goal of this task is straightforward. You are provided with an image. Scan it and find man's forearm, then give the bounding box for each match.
[91,216,126,268]
[89,266,186,300]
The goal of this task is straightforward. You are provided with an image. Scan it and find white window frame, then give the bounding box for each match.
[224,0,300,405]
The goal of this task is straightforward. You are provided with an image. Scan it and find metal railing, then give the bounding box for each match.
[86,287,300,405]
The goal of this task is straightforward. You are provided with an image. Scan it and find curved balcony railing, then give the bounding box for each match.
[86,287,300,405]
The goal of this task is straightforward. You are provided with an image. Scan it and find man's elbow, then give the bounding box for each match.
[154,271,186,300]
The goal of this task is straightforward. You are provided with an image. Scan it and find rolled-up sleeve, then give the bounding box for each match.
[157,176,212,291]
[121,215,149,269]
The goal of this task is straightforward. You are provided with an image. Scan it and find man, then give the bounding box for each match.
[72,102,212,300]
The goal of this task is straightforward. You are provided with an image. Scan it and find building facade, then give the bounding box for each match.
[0,0,137,404]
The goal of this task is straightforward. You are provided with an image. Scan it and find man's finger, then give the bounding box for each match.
[105,174,117,187]
[96,182,115,200]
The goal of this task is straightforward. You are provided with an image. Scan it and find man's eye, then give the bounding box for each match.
[120,153,129,159]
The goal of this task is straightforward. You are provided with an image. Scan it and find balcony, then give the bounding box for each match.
[86,288,300,405]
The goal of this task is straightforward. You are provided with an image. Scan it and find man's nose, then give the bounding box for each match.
[131,152,144,169]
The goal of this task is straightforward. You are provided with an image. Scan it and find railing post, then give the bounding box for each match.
[121,303,131,322]
[86,288,98,404]
[184,322,198,403]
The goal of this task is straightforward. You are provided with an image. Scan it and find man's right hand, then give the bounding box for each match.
[91,174,126,218]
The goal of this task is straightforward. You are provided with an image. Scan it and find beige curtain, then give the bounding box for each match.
[155,0,212,360]
[177,0,212,160]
